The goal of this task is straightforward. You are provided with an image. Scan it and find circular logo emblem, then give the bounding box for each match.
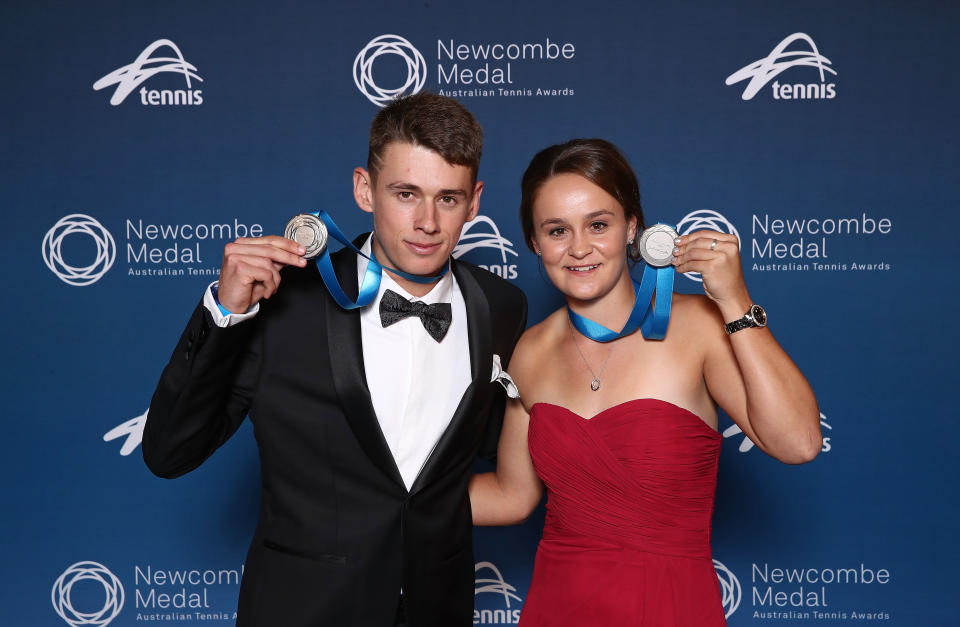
[353,34,427,107]
[52,561,124,627]
[713,559,741,619]
[42,214,116,286]
[675,210,740,283]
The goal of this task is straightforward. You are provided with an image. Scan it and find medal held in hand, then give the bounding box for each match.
[638,223,679,267]
[284,210,448,310]
[284,213,328,260]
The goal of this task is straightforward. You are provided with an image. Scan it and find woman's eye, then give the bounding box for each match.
[590,221,608,231]
[549,227,566,237]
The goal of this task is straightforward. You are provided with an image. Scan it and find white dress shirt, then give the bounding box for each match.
[203,236,472,490]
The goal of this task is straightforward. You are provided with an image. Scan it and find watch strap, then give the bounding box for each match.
[725,304,765,334]
[725,317,752,334]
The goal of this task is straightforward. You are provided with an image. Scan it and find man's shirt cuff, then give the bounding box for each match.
[203,281,259,328]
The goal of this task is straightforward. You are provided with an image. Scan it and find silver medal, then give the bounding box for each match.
[284,213,328,259]
[638,223,679,267]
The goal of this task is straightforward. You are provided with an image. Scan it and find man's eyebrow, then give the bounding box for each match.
[385,182,468,197]
[385,181,423,193]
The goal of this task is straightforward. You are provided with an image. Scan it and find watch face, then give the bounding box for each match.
[750,304,767,326]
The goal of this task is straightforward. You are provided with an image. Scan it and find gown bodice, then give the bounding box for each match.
[519,398,726,626]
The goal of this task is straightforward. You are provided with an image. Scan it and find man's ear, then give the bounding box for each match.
[465,180,484,222]
[354,167,374,214]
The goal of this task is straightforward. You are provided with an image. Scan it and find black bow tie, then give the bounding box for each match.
[378,289,452,342]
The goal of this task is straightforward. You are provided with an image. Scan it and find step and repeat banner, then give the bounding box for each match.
[2,1,957,625]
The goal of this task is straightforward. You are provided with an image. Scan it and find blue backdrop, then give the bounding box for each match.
[2,0,958,625]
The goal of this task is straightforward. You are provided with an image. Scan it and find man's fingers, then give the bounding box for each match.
[224,241,306,268]
[235,263,280,295]
[234,235,306,253]
[225,252,287,274]
[217,236,306,311]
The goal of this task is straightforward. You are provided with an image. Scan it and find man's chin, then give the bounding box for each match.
[378,253,443,277]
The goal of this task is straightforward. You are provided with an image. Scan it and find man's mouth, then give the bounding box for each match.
[405,241,442,255]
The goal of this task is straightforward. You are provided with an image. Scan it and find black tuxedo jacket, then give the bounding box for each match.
[143,242,527,627]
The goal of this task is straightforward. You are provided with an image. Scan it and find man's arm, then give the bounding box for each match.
[142,302,261,478]
[143,234,306,478]
[478,285,528,461]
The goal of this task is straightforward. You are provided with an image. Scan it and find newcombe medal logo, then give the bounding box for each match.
[713,559,741,619]
[52,561,124,627]
[42,214,116,286]
[93,39,203,106]
[353,34,427,107]
[725,32,837,101]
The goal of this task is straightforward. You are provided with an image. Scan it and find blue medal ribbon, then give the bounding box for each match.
[567,222,676,341]
[310,210,449,310]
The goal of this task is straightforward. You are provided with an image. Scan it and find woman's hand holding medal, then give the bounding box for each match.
[217,235,307,314]
[672,230,751,319]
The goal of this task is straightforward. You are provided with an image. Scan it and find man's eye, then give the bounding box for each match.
[439,196,458,205]
[397,191,414,200]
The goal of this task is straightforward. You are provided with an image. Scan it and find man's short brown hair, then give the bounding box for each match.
[368,92,484,183]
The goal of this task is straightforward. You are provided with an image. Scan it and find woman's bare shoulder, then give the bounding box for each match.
[670,293,725,330]
[508,308,566,383]
[662,293,728,354]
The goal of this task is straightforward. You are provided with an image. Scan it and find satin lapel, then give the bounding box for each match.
[325,241,405,489]
[409,261,492,496]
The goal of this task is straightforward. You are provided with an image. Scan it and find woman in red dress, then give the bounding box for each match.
[469,139,821,626]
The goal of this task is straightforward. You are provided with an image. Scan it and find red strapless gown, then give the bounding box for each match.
[520,399,725,626]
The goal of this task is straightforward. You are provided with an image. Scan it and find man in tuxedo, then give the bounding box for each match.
[143,93,527,627]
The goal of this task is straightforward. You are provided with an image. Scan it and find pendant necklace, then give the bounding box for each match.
[568,317,615,391]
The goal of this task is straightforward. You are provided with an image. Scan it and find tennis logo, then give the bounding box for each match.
[52,561,124,627]
[675,210,740,283]
[93,38,203,106]
[353,34,427,107]
[714,559,741,619]
[474,561,522,624]
[726,32,837,101]
[42,214,116,286]
[453,215,519,279]
[104,408,148,456]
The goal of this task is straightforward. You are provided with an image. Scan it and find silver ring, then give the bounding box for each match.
[710,238,718,251]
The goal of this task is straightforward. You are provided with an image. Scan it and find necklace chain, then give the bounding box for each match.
[568,318,615,391]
